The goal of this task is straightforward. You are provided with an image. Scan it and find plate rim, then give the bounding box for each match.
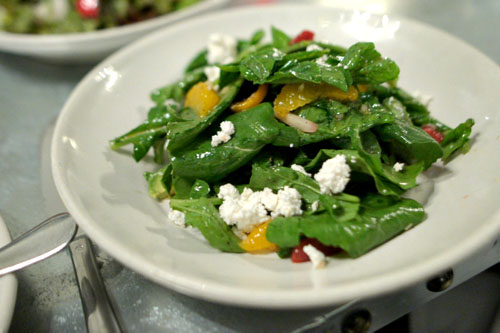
[51,3,500,308]
[0,214,18,330]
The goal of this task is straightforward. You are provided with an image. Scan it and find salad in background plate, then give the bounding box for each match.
[110,26,474,269]
[0,0,203,34]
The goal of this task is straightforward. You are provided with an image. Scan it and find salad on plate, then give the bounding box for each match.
[110,27,474,269]
[0,0,203,34]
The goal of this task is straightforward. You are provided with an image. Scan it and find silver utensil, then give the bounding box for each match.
[0,212,77,276]
[70,236,122,333]
[0,213,122,332]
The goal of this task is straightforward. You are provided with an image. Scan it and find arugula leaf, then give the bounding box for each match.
[144,164,172,200]
[373,85,432,126]
[272,102,395,147]
[271,26,291,49]
[341,42,381,71]
[237,29,265,53]
[166,77,244,152]
[318,193,360,223]
[239,46,285,82]
[189,179,211,199]
[374,120,443,168]
[304,149,417,196]
[265,61,349,91]
[249,164,321,204]
[358,58,400,84]
[341,42,399,84]
[109,104,180,162]
[170,198,243,253]
[441,118,474,161]
[184,49,208,73]
[171,103,281,182]
[172,175,194,199]
[151,67,206,105]
[267,194,425,257]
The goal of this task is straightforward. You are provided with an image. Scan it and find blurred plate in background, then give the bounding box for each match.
[0,0,229,63]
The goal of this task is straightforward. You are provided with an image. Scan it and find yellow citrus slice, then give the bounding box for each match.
[239,220,279,254]
[273,82,358,118]
[184,81,220,117]
[231,84,269,112]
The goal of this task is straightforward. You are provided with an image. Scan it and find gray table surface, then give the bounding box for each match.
[1,0,499,332]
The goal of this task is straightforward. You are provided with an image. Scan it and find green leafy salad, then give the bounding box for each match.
[110,27,474,268]
[0,0,202,34]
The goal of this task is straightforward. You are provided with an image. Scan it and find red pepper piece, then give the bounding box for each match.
[291,238,341,263]
[76,0,99,18]
[422,124,444,143]
[290,30,315,45]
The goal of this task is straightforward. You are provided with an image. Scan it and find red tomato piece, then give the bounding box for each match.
[76,0,99,18]
[291,238,341,263]
[422,124,444,143]
[290,30,315,44]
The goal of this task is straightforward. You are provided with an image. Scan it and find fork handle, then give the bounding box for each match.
[70,237,122,333]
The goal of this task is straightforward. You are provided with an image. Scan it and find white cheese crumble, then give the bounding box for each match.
[314,155,351,194]
[272,186,303,218]
[218,187,270,233]
[218,183,240,200]
[291,164,311,177]
[311,200,320,212]
[207,33,237,64]
[204,66,221,85]
[393,162,405,172]
[168,209,186,228]
[303,244,326,269]
[316,55,330,67]
[217,184,303,232]
[306,44,323,52]
[211,121,235,147]
[34,0,69,23]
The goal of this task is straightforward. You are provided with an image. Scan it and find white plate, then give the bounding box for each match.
[0,214,17,331]
[51,4,500,308]
[0,0,228,63]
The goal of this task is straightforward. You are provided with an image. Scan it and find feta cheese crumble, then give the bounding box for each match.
[219,187,269,233]
[393,162,405,172]
[168,209,186,228]
[316,55,330,67]
[217,184,303,232]
[311,200,320,212]
[291,164,311,177]
[314,155,351,194]
[207,33,237,64]
[272,186,303,218]
[306,44,323,52]
[211,121,235,147]
[303,244,326,269]
[218,183,240,200]
[204,66,221,85]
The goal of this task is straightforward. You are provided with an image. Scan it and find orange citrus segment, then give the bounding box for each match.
[231,84,269,112]
[273,83,359,118]
[322,85,358,102]
[239,220,279,254]
[184,81,220,117]
[356,84,371,93]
